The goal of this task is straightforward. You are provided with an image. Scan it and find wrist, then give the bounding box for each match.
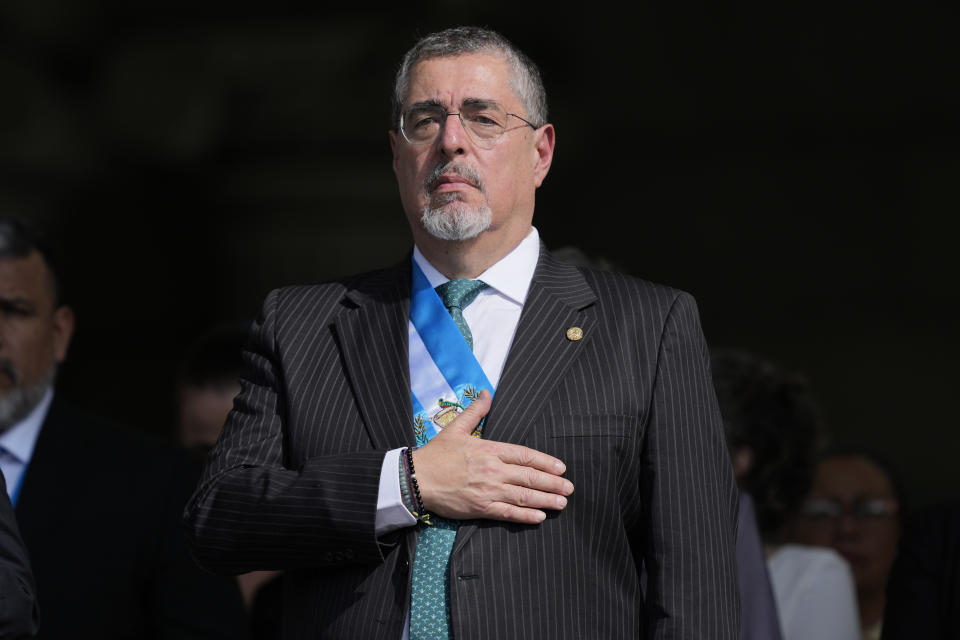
[403,447,432,525]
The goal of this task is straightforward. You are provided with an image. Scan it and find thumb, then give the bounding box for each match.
[444,389,492,434]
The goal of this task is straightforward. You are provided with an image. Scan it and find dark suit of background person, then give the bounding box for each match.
[185,27,739,640]
[14,399,251,640]
[0,473,38,639]
[881,501,960,640]
[0,214,249,639]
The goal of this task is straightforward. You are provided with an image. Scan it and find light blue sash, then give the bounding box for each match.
[408,261,494,445]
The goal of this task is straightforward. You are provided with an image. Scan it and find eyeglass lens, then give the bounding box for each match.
[402,103,511,146]
[801,498,898,521]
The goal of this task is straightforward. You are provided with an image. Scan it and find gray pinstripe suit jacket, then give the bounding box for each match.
[185,246,740,639]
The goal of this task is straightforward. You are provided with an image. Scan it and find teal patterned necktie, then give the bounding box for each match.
[409,279,487,640]
[434,279,488,350]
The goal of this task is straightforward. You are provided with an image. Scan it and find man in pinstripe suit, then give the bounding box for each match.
[186,27,740,639]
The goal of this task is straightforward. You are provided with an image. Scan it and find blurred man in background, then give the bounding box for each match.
[177,323,249,454]
[0,215,248,639]
[177,323,281,634]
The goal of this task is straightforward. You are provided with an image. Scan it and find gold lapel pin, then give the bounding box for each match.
[566,327,584,341]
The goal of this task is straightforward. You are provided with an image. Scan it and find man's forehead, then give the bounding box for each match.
[0,252,54,298]
[405,53,520,109]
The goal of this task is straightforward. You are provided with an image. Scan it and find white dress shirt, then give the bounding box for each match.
[767,544,861,640]
[0,387,53,502]
[374,226,541,535]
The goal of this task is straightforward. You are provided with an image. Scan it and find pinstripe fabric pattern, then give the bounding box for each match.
[184,247,740,639]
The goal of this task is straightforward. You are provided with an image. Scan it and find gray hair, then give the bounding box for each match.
[391,26,548,130]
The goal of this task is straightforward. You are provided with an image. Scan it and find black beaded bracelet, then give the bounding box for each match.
[398,451,417,515]
[405,446,432,525]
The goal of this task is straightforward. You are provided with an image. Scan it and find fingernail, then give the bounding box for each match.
[557,496,567,509]
[564,481,574,494]
[535,511,546,522]
[555,461,566,474]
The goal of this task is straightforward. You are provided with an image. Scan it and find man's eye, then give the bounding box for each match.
[408,110,442,130]
[413,116,438,129]
[0,304,31,316]
[467,112,502,127]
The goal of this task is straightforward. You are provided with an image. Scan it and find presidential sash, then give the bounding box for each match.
[408,260,494,445]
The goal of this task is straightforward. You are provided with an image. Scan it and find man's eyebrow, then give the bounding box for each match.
[407,99,445,110]
[462,98,499,109]
[0,296,36,312]
[406,98,502,111]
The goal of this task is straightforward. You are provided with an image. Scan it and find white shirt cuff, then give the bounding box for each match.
[375,448,417,537]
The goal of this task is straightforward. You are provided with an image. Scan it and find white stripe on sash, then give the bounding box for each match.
[408,321,459,430]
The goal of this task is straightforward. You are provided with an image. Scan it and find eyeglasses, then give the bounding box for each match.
[800,498,899,524]
[399,102,538,149]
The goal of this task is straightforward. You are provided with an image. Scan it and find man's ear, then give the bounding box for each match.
[51,305,75,364]
[389,129,400,175]
[532,124,555,188]
[731,446,755,481]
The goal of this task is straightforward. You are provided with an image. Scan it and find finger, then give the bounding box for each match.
[503,464,574,496]
[500,484,570,512]
[485,502,548,525]
[443,389,492,434]
[494,442,568,476]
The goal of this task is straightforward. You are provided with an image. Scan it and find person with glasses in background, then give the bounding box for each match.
[712,350,861,640]
[788,449,903,640]
[185,25,740,640]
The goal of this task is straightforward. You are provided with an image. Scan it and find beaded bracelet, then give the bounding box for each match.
[404,446,432,525]
[397,452,417,515]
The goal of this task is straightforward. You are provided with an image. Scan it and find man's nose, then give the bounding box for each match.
[835,512,860,537]
[436,113,469,156]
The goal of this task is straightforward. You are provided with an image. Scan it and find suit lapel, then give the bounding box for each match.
[455,247,597,553]
[333,262,417,450]
[14,402,64,524]
[485,247,597,443]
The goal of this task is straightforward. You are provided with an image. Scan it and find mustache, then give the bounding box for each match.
[0,359,19,385]
[423,162,485,195]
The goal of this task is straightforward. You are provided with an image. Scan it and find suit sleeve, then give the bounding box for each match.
[0,473,40,639]
[183,288,390,574]
[641,292,740,639]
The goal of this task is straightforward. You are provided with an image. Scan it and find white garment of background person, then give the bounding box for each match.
[768,544,860,640]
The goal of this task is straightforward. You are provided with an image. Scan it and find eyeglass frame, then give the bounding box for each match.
[398,100,541,149]
[798,497,900,524]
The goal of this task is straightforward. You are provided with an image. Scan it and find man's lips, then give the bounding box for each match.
[432,174,476,191]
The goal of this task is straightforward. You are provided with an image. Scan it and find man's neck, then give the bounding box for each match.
[413,224,532,280]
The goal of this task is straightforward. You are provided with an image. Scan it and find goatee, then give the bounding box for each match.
[0,360,56,433]
[420,161,492,241]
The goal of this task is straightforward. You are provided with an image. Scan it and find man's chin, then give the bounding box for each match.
[0,370,55,432]
[420,203,492,242]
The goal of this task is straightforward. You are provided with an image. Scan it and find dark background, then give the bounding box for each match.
[1,4,957,507]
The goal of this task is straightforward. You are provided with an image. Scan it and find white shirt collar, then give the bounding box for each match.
[0,386,53,464]
[412,226,540,306]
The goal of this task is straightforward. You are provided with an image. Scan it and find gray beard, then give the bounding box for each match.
[419,161,492,241]
[420,197,492,241]
[0,363,56,433]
